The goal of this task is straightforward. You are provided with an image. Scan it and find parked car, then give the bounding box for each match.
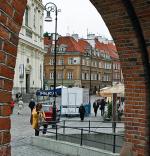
[42,103,60,124]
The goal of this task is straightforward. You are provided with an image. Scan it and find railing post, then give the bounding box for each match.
[56,124,58,140]
[80,128,83,146]
[63,120,65,134]
[88,120,90,133]
[112,121,116,153]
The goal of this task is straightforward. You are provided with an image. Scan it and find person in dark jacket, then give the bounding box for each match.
[79,104,85,121]
[93,100,99,117]
[100,98,106,116]
[29,99,36,113]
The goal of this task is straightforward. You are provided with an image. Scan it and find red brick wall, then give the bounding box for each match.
[90,0,150,156]
[0,0,150,156]
[0,0,27,155]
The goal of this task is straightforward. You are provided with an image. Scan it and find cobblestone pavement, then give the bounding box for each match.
[11,95,124,156]
[11,102,65,156]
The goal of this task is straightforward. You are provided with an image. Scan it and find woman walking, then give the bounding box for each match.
[31,103,47,136]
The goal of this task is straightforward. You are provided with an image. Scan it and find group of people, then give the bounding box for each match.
[28,99,48,136]
[10,92,24,115]
[93,98,107,117]
[10,95,47,136]
[78,98,107,122]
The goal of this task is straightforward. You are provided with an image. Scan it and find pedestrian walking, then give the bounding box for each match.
[16,92,22,102]
[10,100,15,114]
[29,98,36,113]
[99,98,106,116]
[93,100,99,117]
[31,103,48,136]
[79,104,85,121]
[17,98,24,115]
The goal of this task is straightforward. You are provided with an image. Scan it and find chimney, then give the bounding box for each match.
[87,33,95,40]
[72,34,79,42]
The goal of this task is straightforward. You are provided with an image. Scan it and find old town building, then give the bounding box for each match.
[1,1,149,155]
[12,0,46,99]
[44,34,121,94]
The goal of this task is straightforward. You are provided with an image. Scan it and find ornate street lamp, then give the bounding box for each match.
[44,2,59,122]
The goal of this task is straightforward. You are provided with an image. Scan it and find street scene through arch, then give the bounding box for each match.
[0,0,150,156]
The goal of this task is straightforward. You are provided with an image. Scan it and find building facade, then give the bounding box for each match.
[44,34,121,94]
[13,0,46,98]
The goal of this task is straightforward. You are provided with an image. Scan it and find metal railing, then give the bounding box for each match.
[39,120,124,153]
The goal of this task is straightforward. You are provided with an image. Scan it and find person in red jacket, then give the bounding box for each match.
[10,100,15,114]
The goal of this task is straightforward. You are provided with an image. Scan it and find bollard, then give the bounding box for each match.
[88,120,90,133]
[80,128,83,146]
[112,121,116,153]
[63,120,65,134]
[56,124,58,140]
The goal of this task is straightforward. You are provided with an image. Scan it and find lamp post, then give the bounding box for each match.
[45,2,59,122]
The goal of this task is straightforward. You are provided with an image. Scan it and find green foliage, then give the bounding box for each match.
[107,101,112,118]
[43,32,49,37]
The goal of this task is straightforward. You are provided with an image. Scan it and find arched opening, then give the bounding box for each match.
[0,0,149,156]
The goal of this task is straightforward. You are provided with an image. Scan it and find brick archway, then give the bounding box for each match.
[0,0,149,156]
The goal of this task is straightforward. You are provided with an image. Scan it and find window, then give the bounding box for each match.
[40,65,42,80]
[91,73,94,80]
[82,73,84,80]
[40,26,42,37]
[50,73,54,79]
[33,8,36,28]
[86,60,90,66]
[58,59,64,65]
[82,59,85,65]
[99,62,102,68]
[67,72,73,80]
[94,74,96,80]
[68,58,74,64]
[27,58,29,63]
[95,61,97,67]
[25,7,29,26]
[87,73,89,80]
[26,29,32,38]
[91,61,94,67]
[82,73,87,80]
[57,72,63,79]
[51,47,55,53]
[85,73,87,80]
[49,59,54,65]
[98,74,101,80]
[19,64,24,78]
[59,47,65,52]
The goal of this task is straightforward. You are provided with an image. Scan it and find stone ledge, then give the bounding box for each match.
[32,136,119,156]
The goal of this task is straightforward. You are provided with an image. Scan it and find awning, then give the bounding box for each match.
[100,83,124,97]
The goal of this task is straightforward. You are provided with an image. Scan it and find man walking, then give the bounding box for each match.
[79,104,86,121]
[93,100,99,117]
[99,98,106,116]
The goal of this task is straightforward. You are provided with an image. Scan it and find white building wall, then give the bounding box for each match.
[13,0,46,98]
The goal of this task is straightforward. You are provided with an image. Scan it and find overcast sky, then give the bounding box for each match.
[43,0,112,39]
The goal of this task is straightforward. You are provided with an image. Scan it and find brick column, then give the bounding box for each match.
[90,0,150,155]
[0,0,27,155]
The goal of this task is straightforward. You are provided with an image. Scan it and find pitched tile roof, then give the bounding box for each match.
[44,37,52,45]
[106,43,118,59]
[95,39,119,59]
[78,39,91,53]
[57,36,84,53]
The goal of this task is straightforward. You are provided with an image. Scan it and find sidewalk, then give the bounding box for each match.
[11,102,124,156]
[11,103,65,156]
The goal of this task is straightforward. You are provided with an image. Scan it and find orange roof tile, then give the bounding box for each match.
[44,37,52,45]
[78,39,91,53]
[95,39,119,59]
[57,36,84,53]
